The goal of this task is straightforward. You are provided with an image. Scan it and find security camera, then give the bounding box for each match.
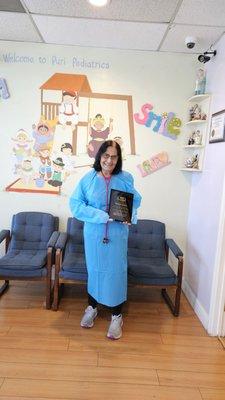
[198,50,217,63]
[185,36,196,49]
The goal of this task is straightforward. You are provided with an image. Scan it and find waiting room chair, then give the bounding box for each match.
[128,219,183,316]
[52,217,86,311]
[0,211,59,309]
[52,218,183,316]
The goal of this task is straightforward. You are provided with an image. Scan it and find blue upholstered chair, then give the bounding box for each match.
[0,212,59,309]
[52,218,183,316]
[128,220,183,316]
[52,217,86,310]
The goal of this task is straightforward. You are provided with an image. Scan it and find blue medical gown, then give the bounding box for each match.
[69,169,142,307]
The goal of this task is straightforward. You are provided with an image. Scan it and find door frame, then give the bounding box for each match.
[208,173,225,336]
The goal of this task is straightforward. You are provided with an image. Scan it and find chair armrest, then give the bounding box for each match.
[166,239,183,258]
[47,231,60,248]
[55,232,68,250]
[0,230,10,244]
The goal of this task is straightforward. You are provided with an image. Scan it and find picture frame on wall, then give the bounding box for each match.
[209,109,225,143]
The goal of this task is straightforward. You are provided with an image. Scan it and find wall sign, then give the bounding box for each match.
[137,152,171,177]
[134,103,182,140]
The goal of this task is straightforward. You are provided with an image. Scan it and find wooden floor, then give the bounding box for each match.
[0,281,224,400]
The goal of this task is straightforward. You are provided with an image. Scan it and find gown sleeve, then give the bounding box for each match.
[124,172,142,224]
[69,174,109,224]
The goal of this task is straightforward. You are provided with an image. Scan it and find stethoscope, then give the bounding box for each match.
[102,173,111,244]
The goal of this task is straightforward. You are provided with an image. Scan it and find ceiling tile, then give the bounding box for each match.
[0,12,42,42]
[33,14,168,50]
[0,0,26,13]
[24,0,179,22]
[175,0,225,27]
[160,24,224,53]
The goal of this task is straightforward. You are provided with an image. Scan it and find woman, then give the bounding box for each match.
[69,140,141,340]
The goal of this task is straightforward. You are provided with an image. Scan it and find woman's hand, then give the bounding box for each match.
[108,218,131,225]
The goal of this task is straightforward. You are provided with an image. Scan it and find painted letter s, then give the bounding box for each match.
[134,103,153,125]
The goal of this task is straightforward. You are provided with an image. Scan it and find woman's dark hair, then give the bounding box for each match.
[93,140,122,174]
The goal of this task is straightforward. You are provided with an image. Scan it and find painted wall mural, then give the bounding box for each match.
[4,71,183,194]
[5,73,136,195]
[0,78,10,99]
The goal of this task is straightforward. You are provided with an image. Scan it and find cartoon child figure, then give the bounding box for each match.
[12,129,33,174]
[87,114,113,158]
[60,142,76,174]
[58,91,79,129]
[38,146,52,180]
[32,121,54,154]
[20,159,34,185]
[48,157,65,187]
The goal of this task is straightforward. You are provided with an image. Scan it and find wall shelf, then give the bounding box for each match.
[187,94,210,102]
[183,145,204,148]
[186,119,207,125]
[181,168,202,172]
[182,94,211,172]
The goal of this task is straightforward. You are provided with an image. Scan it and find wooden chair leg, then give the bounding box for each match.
[52,273,59,311]
[161,256,183,316]
[174,286,181,316]
[46,248,53,310]
[161,286,181,317]
[161,288,177,316]
[0,280,9,296]
[45,265,52,310]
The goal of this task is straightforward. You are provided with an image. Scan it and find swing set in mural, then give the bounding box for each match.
[6,73,136,195]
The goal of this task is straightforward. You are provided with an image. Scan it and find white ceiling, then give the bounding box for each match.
[0,0,224,54]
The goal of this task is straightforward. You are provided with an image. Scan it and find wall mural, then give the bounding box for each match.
[5,73,135,195]
[4,73,182,194]
[0,78,10,99]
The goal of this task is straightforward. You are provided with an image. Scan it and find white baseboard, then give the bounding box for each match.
[222,312,225,336]
[182,278,209,332]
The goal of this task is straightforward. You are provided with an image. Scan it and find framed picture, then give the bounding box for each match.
[209,110,225,143]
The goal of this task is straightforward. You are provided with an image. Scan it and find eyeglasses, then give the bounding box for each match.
[102,153,118,161]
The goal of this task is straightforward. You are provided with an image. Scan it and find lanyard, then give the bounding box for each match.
[103,175,111,244]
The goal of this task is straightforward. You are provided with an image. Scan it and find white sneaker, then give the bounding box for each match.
[80,306,98,328]
[107,314,123,340]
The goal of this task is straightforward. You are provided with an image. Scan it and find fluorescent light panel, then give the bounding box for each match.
[88,0,110,7]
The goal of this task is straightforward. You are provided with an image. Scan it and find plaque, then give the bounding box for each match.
[108,189,133,223]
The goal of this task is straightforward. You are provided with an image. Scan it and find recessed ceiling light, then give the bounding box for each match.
[88,0,110,7]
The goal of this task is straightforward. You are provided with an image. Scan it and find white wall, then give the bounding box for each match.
[0,41,196,262]
[184,33,225,330]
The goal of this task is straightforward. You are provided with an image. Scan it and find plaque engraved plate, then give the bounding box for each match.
[108,189,133,223]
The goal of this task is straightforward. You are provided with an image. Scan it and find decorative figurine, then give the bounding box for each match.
[188,130,202,146]
[193,130,202,145]
[184,154,199,169]
[189,104,206,121]
[195,68,206,95]
[188,132,195,145]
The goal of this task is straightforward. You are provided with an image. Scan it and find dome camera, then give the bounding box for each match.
[185,36,196,49]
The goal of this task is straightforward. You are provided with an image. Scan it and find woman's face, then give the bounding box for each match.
[100,145,118,176]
